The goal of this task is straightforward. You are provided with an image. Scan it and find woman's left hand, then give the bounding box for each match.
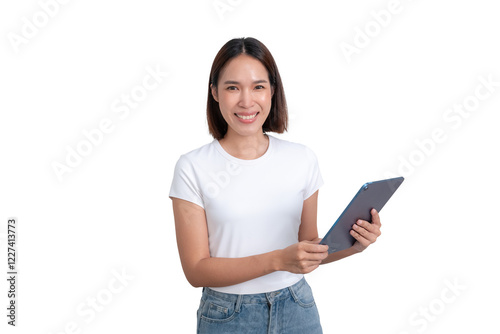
[351,208,382,252]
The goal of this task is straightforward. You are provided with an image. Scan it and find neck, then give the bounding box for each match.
[219,130,269,160]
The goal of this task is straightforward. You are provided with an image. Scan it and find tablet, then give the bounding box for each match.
[320,176,404,254]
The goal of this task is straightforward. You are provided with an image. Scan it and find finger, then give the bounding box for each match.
[371,208,381,227]
[301,262,321,274]
[306,260,323,269]
[296,247,327,260]
[352,224,378,243]
[295,258,323,270]
[300,256,328,266]
[356,219,381,236]
[304,238,327,246]
[304,259,325,268]
[302,239,329,252]
[350,229,371,247]
[306,244,329,253]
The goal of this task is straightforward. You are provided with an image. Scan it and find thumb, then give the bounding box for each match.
[303,238,328,252]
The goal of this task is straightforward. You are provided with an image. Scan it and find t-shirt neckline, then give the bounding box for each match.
[213,134,274,165]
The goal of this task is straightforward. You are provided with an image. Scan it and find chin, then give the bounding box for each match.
[231,125,265,137]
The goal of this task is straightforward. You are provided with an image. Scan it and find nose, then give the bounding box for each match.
[238,89,254,108]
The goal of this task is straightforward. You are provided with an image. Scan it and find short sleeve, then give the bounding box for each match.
[303,147,324,200]
[169,155,205,209]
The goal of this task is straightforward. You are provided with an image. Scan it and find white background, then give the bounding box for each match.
[1,0,499,333]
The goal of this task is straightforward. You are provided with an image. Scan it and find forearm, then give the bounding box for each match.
[185,250,281,288]
[320,246,361,265]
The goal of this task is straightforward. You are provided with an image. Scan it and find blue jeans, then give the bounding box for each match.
[197,277,323,334]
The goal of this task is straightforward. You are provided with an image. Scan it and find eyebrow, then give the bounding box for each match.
[223,79,269,85]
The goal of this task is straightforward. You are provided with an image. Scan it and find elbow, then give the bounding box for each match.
[182,258,210,288]
[184,269,204,288]
[187,277,203,288]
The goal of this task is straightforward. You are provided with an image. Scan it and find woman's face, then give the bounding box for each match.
[211,54,273,139]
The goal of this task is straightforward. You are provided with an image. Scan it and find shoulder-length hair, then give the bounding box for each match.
[207,37,288,140]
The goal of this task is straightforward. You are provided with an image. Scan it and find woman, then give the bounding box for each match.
[169,37,382,333]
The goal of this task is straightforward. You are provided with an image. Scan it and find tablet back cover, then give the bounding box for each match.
[320,176,404,253]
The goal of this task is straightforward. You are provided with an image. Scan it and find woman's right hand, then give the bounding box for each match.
[277,238,329,274]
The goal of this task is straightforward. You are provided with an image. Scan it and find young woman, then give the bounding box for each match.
[169,37,382,333]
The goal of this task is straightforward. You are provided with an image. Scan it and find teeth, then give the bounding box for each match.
[236,113,257,120]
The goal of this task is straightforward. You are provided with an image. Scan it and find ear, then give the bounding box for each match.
[210,84,218,102]
[271,85,275,98]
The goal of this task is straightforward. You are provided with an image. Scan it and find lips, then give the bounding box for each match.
[235,112,258,120]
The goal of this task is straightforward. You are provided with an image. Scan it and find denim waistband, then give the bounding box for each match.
[202,277,307,305]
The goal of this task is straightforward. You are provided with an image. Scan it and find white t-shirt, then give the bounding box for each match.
[169,134,324,294]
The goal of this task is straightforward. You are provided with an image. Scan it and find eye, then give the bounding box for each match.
[255,85,265,90]
[226,86,238,91]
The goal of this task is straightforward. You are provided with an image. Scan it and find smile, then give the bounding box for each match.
[235,112,258,120]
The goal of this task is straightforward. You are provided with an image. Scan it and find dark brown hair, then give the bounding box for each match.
[207,37,288,140]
